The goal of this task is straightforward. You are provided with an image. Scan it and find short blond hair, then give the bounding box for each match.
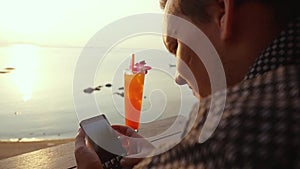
[160,0,299,23]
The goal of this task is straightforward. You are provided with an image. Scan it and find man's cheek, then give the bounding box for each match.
[177,60,198,88]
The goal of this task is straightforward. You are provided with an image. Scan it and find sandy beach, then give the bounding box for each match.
[0,139,74,160]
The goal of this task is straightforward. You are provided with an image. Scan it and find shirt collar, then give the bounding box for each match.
[245,17,300,80]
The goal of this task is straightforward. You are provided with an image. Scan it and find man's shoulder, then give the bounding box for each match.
[189,65,300,142]
[189,64,300,161]
[226,64,299,109]
[201,65,300,110]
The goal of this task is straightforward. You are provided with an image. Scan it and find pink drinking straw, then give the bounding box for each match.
[131,53,135,72]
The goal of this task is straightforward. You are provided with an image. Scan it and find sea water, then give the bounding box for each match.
[0,45,197,141]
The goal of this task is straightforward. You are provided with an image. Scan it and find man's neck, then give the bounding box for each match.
[224,2,284,87]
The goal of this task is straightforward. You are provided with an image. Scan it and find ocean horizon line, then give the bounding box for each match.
[0,42,151,51]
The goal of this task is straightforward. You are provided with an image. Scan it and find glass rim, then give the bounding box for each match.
[124,69,146,75]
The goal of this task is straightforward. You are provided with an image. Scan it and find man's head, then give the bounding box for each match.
[161,0,299,98]
[160,0,299,23]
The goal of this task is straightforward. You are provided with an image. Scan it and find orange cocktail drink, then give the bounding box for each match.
[124,70,145,130]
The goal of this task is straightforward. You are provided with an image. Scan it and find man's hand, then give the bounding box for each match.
[75,126,154,169]
[75,128,103,169]
[112,125,155,168]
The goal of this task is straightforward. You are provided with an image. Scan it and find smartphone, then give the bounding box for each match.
[80,115,126,169]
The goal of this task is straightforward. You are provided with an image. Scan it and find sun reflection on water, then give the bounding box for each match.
[10,44,38,102]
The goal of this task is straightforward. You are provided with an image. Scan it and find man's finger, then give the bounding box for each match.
[112,125,132,136]
[112,125,141,138]
[75,128,86,150]
[118,135,130,148]
[120,157,142,168]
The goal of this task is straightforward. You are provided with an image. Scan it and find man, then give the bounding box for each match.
[75,0,299,168]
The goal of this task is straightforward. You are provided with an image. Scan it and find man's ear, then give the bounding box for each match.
[219,0,234,40]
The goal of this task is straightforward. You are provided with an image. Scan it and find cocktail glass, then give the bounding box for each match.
[124,69,145,131]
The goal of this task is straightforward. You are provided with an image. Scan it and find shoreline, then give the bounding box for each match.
[0,138,74,160]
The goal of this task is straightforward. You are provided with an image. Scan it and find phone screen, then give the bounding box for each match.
[80,115,126,163]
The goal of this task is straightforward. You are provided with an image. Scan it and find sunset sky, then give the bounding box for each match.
[0,0,162,47]
[0,0,168,102]
[0,0,167,104]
